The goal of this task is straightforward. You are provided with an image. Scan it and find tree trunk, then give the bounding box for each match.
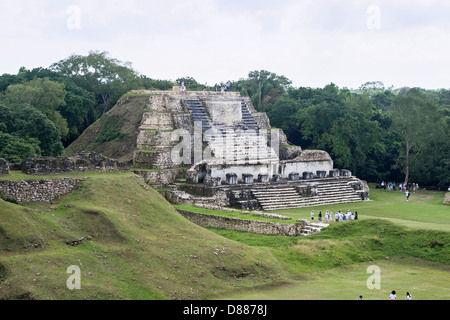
[403,141,410,188]
[101,93,110,115]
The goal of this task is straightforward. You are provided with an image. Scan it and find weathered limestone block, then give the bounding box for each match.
[204,175,222,187]
[341,169,352,177]
[0,158,9,175]
[136,130,175,149]
[258,174,270,183]
[288,172,300,181]
[177,210,307,236]
[349,181,363,191]
[242,174,254,184]
[206,98,242,125]
[252,113,271,130]
[316,171,327,178]
[164,94,185,112]
[303,172,314,180]
[272,174,281,182]
[135,168,186,188]
[140,112,174,131]
[329,169,340,177]
[173,113,193,130]
[20,152,127,175]
[279,146,303,160]
[226,173,238,185]
[146,94,168,112]
[164,189,230,207]
[132,149,174,169]
[0,178,82,202]
[186,169,199,184]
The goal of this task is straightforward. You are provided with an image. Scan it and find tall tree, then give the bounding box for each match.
[390,88,438,186]
[237,70,292,110]
[0,104,63,158]
[50,51,141,116]
[1,77,69,139]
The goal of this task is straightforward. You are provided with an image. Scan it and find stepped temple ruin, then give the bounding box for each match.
[127,87,369,211]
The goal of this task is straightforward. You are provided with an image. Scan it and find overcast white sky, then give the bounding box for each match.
[0,0,449,89]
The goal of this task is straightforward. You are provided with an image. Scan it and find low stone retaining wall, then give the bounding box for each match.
[134,168,186,188]
[0,178,82,202]
[163,189,231,207]
[176,209,306,236]
[20,152,128,175]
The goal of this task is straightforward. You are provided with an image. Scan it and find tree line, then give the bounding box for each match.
[234,73,449,189]
[0,52,448,188]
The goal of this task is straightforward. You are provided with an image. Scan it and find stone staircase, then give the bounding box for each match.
[251,186,307,211]
[184,99,212,132]
[299,220,330,235]
[241,100,259,130]
[316,180,363,206]
[251,179,365,211]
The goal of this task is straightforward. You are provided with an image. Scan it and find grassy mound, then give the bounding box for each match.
[64,92,154,163]
[1,173,448,300]
[0,172,287,300]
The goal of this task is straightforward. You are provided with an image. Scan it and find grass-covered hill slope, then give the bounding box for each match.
[0,172,287,300]
[64,92,153,163]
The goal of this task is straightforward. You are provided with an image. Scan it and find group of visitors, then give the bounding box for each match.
[357,291,412,300]
[379,181,419,193]
[378,180,419,202]
[213,82,231,93]
[388,290,413,300]
[310,209,358,223]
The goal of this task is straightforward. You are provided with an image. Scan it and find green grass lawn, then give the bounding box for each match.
[0,171,288,300]
[271,186,449,232]
[222,256,450,300]
[208,185,450,300]
[1,174,449,300]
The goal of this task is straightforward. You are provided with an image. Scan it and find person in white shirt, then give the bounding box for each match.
[390,290,396,300]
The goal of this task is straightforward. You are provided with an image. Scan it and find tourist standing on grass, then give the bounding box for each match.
[406,292,412,300]
[329,212,333,223]
[390,290,397,300]
[318,211,322,222]
[325,210,329,223]
[406,190,410,202]
[355,211,358,220]
[311,210,314,220]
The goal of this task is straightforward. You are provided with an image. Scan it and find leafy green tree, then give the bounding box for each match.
[390,88,439,186]
[0,131,40,163]
[0,104,63,157]
[1,77,69,138]
[176,77,204,91]
[50,51,141,116]
[408,97,449,188]
[237,70,292,110]
[141,76,175,90]
[59,80,96,145]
